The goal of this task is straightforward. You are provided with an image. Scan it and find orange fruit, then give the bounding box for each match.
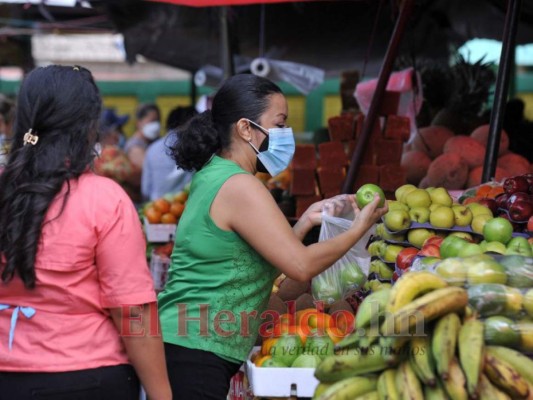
[173,191,189,203]
[254,355,271,367]
[261,337,278,356]
[475,184,492,197]
[144,206,162,224]
[326,326,348,344]
[160,212,177,224]
[153,198,171,214]
[170,201,185,218]
[329,310,355,333]
[488,186,504,198]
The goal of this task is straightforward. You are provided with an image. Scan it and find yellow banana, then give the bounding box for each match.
[381,287,468,337]
[486,346,533,385]
[356,288,392,329]
[359,325,382,349]
[377,369,399,400]
[484,352,530,398]
[409,335,437,387]
[386,271,448,313]
[314,345,389,383]
[432,313,461,380]
[354,391,379,400]
[315,375,378,400]
[395,360,424,400]
[458,318,484,397]
[440,358,468,400]
[423,384,447,400]
[478,373,511,400]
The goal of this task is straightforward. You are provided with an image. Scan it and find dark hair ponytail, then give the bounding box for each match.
[168,73,282,171]
[0,65,101,288]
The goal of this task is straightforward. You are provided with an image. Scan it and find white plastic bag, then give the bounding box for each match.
[311,195,374,305]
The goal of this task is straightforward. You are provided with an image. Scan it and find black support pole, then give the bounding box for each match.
[342,0,415,194]
[482,0,522,183]
[220,6,235,79]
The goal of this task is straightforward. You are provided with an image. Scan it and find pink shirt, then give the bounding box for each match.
[0,172,156,372]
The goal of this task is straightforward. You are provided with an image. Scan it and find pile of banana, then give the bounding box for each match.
[312,270,533,400]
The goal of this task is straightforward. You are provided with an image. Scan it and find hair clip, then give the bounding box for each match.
[23,129,39,146]
[73,66,80,71]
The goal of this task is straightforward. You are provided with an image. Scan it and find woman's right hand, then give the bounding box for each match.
[350,194,388,232]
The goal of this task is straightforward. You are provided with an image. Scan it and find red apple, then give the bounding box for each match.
[508,200,533,222]
[477,197,498,214]
[499,212,524,232]
[506,192,531,209]
[423,236,444,248]
[495,193,509,210]
[504,176,530,195]
[418,243,441,258]
[396,247,419,271]
[528,215,533,232]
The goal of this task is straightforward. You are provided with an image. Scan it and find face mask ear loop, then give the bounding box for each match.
[248,140,260,154]
[246,119,269,136]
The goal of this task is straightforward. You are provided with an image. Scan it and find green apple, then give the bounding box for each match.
[387,200,409,213]
[457,242,483,257]
[368,240,387,257]
[466,203,493,218]
[291,353,323,368]
[505,236,533,257]
[479,240,507,255]
[408,207,431,223]
[524,289,533,318]
[383,244,405,263]
[484,316,521,347]
[356,183,386,208]
[429,206,455,229]
[434,257,468,286]
[471,214,493,235]
[500,255,533,288]
[429,204,442,213]
[383,210,411,232]
[465,254,507,285]
[339,262,367,291]
[429,187,453,207]
[440,235,469,258]
[271,334,304,366]
[448,231,474,241]
[394,184,417,203]
[304,335,335,360]
[483,217,514,245]
[407,228,436,248]
[369,259,394,280]
[405,189,432,209]
[451,205,473,227]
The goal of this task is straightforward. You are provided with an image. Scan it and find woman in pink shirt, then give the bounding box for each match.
[0,65,171,400]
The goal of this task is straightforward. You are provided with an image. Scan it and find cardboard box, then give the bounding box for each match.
[245,348,319,398]
[143,218,177,243]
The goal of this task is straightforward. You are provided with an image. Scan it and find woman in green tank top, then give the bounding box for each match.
[159,74,387,399]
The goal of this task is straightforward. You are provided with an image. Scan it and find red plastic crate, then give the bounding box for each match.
[290,168,317,196]
[327,113,356,141]
[376,139,403,165]
[291,144,317,170]
[318,141,348,168]
[352,164,380,192]
[295,195,323,218]
[317,167,345,195]
[379,164,407,191]
[384,115,411,142]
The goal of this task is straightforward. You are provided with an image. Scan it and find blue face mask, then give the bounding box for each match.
[247,119,295,177]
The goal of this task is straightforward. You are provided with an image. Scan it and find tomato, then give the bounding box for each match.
[153,198,171,214]
[423,236,444,248]
[144,206,162,224]
[173,191,189,203]
[396,247,419,270]
[160,212,177,224]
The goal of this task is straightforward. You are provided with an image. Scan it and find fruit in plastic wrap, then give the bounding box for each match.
[434,258,468,286]
[484,316,521,348]
[499,255,533,287]
[465,254,507,285]
[339,261,367,292]
[467,283,523,318]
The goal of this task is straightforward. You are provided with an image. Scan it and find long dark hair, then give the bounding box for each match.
[0,65,102,288]
[169,74,282,171]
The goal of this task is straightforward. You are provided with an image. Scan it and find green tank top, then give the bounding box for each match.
[158,156,278,363]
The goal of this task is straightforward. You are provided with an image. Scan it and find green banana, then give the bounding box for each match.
[386,270,448,313]
[359,325,382,349]
[409,335,437,387]
[440,358,468,400]
[458,318,484,397]
[484,352,530,398]
[314,345,389,383]
[423,384,447,400]
[395,360,424,400]
[377,369,399,400]
[313,382,334,400]
[354,391,379,400]
[334,330,363,351]
[379,335,409,365]
[432,313,461,380]
[381,287,468,337]
[486,345,533,385]
[315,375,378,400]
[356,288,392,330]
[478,373,511,400]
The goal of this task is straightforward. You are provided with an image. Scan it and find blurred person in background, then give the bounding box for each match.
[125,103,161,171]
[0,94,15,166]
[0,65,171,400]
[94,108,142,203]
[141,105,198,201]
